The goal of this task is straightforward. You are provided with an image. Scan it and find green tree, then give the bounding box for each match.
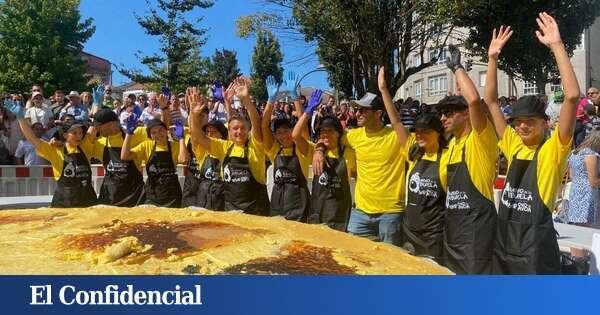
[238,0,456,97]
[120,0,213,91]
[0,0,95,93]
[249,30,284,102]
[453,0,600,93]
[208,48,241,87]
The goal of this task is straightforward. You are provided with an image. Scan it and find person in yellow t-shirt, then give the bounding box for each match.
[83,108,146,206]
[261,73,312,221]
[4,99,98,207]
[377,66,448,263]
[189,77,270,216]
[439,45,499,274]
[313,91,406,246]
[121,115,187,208]
[293,89,356,232]
[484,14,580,274]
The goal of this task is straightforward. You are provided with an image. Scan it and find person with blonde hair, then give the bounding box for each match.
[567,130,600,227]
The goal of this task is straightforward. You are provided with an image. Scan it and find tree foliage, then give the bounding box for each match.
[0,0,95,93]
[208,49,241,87]
[237,0,457,97]
[453,0,600,92]
[250,30,284,102]
[120,0,213,91]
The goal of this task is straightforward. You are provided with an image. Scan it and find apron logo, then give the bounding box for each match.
[446,190,469,210]
[409,172,438,198]
[501,182,533,213]
[318,172,328,186]
[223,165,231,183]
[409,172,421,193]
[148,164,158,174]
[275,169,283,181]
[64,162,76,178]
[204,167,217,180]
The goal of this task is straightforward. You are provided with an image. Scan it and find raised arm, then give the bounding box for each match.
[235,76,263,143]
[293,89,322,156]
[378,66,408,145]
[484,26,513,138]
[223,82,235,120]
[261,101,276,152]
[120,115,138,161]
[188,87,211,151]
[4,100,42,149]
[535,12,580,144]
[158,92,171,126]
[447,44,487,132]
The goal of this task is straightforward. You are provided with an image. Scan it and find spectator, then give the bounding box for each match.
[1,95,23,159]
[587,87,600,108]
[14,122,49,166]
[337,100,351,130]
[499,96,513,121]
[169,94,188,125]
[283,103,297,126]
[208,99,227,123]
[574,97,592,148]
[49,90,66,120]
[119,99,138,130]
[81,91,93,111]
[583,104,600,138]
[25,91,54,128]
[399,98,418,129]
[59,91,89,126]
[25,84,51,109]
[139,92,162,125]
[567,130,600,227]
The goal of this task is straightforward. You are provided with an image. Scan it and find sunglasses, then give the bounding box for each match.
[439,108,460,117]
[588,92,598,95]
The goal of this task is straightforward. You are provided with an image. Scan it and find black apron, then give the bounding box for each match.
[404,151,446,264]
[144,141,182,208]
[98,131,145,206]
[444,144,497,274]
[182,140,225,210]
[493,143,561,274]
[223,142,270,215]
[51,146,98,208]
[308,146,352,232]
[270,145,310,221]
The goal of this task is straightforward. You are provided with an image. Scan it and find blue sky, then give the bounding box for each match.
[80,0,329,90]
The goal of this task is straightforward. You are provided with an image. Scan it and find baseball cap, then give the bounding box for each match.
[350,92,384,110]
[62,123,84,134]
[146,119,167,137]
[434,95,468,110]
[93,108,119,126]
[410,113,444,134]
[317,115,343,135]
[511,95,548,120]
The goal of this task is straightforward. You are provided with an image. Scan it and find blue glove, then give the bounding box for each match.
[212,81,224,103]
[92,86,104,106]
[266,76,280,103]
[125,114,138,135]
[305,89,323,114]
[3,99,25,119]
[174,119,184,140]
[285,71,300,100]
[161,86,171,99]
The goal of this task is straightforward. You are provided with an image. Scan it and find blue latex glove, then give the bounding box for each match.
[266,76,280,103]
[174,119,184,140]
[212,81,224,103]
[3,99,25,119]
[161,86,171,99]
[125,114,138,135]
[305,89,323,114]
[285,71,300,100]
[92,86,104,106]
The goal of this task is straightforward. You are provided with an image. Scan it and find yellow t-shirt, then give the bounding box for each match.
[498,126,571,211]
[130,140,181,169]
[345,126,407,214]
[266,142,313,180]
[404,134,448,192]
[83,127,147,169]
[442,120,499,203]
[36,141,93,180]
[208,136,266,185]
[307,142,357,180]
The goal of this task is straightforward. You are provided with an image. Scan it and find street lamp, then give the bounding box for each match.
[297,64,327,87]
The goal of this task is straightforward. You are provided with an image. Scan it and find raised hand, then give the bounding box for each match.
[224,82,236,104]
[161,86,171,99]
[233,76,251,99]
[125,114,138,135]
[92,86,104,106]
[187,87,208,116]
[377,66,388,92]
[157,93,169,110]
[305,89,323,115]
[3,99,25,119]
[266,76,280,103]
[173,119,184,140]
[285,71,300,100]
[445,44,463,73]
[488,25,513,60]
[212,81,225,103]
[535,12,562,48]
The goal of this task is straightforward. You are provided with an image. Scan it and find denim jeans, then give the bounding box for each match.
[346,208,404,246]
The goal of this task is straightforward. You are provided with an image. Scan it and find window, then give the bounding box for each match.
[479,72,487,87]
[428,49,447,65]
[415,81,422,98]
[523,81,539,95]
[428,75,448,96]
[413,54,422,67]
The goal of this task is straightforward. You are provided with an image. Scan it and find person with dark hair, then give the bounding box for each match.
[5,100,97,207]
[261,74,311,221]
[293,90,356,231]
[567,130,600,227]
[484,14,580,274]
[189,77,269,215]
[438,44,499,274]
[377,66,447,263]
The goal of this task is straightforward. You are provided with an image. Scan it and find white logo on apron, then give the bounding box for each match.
[148,164,158,174]
[64,162,76,178]
[223,165,231,183]
[275,169,283,181]
[409,172,420,193]
[205,167,216,180]
[501,182,533,213]
[318,172,328,186]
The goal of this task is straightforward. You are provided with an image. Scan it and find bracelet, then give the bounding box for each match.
[451,64,464,73]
